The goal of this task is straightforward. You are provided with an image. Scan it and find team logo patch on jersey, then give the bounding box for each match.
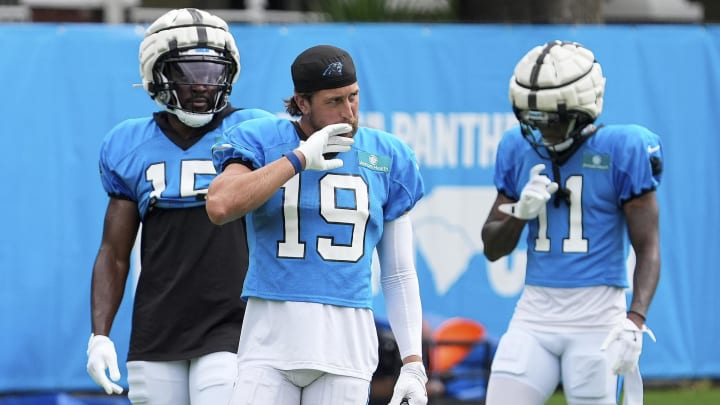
[358,151,391,172]
[582,152,610,170]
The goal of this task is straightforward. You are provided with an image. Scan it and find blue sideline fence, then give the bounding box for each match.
[1,23,719,393]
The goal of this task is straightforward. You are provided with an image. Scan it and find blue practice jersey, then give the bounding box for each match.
[213,117,425,309]
[494,124,663,288]
[96,107,274,361]
[99,108,273,219]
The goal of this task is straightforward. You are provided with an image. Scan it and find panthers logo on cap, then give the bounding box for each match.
[322,62,344,77]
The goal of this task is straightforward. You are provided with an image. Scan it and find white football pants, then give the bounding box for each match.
[126,351,237,405]
[228,365,371,405]
[485,327,619,405]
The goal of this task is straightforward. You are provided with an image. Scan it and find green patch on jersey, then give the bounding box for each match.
[358,150,391,173]
[582,152,610,170]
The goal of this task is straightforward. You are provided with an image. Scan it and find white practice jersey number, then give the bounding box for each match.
[535,175,589,253]
[278,174,370,262]
[145,160,216,199]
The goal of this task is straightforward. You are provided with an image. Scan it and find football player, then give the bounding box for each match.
[206,45,428,405]
[86,8,273,405]
[482,40,662,405]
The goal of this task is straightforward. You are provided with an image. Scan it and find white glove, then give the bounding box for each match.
[498,163,559,219]
[601,318,656,375]
[388,362,428,405]
[86,334,124,395]
[295,123,354,171]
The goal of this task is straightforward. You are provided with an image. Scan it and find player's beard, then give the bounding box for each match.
[305,112,357,159]
[307,113,357,138]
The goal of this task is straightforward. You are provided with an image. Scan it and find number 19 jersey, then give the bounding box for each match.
[213,117,425,309]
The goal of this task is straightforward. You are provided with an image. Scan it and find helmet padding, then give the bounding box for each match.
[138,8,240,127]
[509,41,605,121]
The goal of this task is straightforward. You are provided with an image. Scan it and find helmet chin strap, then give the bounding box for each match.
[546,122,600,208]
[166,90,227,128]
[168,108,214,128]
[544,137,575,153]
[543,114,577,152]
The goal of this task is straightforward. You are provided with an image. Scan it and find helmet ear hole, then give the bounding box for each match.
[155,90,171,105]
[148,70,172,104]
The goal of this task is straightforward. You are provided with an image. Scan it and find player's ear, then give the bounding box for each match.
[295,93,311,115]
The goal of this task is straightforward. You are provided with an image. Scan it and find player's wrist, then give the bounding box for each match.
[285,151,304,173]
[401,355,423,365]
[627,310,646,328]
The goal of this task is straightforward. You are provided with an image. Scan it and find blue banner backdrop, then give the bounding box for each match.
[1,23,718,391]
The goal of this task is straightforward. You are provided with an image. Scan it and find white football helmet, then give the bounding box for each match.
[139,8,241,127]
[509,40,606,146]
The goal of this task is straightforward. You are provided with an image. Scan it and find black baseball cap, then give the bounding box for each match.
[291,45,357,93]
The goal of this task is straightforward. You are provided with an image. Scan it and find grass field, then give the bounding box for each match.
[547,380,720,405]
